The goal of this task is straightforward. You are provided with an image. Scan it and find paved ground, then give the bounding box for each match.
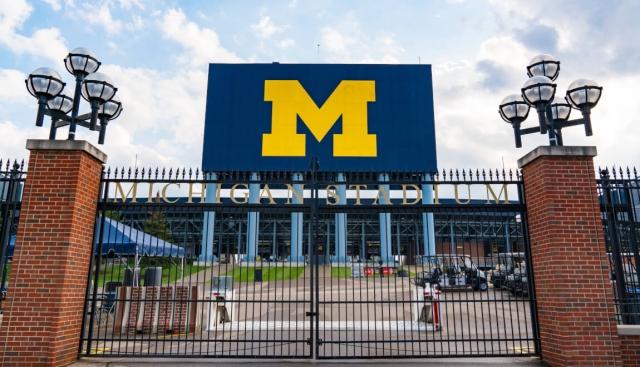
[73,357,544,366]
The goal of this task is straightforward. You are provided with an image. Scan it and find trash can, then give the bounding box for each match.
[123,267,140,286]
[144,267,163,286]
[254,268,263,282]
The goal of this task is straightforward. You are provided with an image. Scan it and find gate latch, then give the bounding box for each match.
[305,311,317,317]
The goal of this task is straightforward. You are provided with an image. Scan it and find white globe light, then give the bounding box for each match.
[521,76,556,105]
[566,79,602,109]
[549,96,571,121]
[499,94,530,123]
[527,54,560,80]
[98,96,122,120]
[26,67,65,99]
[46,94,74,114]
[65,47,100,76]
[81,72,117,103]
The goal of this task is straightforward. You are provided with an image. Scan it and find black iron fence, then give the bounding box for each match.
[598,167,640,325]
[0,159,25,310]
[79,167,539,358]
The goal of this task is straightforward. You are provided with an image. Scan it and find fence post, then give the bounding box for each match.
[0,140,106,366]
[518,146,622,366]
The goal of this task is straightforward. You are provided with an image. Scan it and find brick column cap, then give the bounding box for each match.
[26,139,107,163]
[517,145,597,168]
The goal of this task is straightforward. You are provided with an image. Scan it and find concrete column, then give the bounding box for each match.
[0,140,105,366]
[421,173,436,259]
[518,146,621,366]
[333,173,347,263]
[198,172,217,263]
[378,173,393,264]
[289,172,304,262]
[246,172,260,262]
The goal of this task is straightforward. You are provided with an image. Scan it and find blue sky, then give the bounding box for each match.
[1,0,639,169]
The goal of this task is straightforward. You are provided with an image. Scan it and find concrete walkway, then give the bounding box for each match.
[73,357,543,366]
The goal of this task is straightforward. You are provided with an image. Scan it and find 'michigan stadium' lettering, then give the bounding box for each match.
[110,181,510,205]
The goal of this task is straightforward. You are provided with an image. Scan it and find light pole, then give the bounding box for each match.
[499,54,602,148]
[25,47,122,144]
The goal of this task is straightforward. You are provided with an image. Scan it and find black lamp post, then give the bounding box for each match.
[24,47,122,144]
[499,54,602,148]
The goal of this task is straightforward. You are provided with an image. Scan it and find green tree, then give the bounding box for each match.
[143,211,173,242]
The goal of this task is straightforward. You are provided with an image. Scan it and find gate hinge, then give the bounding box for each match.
[305,311,317,317]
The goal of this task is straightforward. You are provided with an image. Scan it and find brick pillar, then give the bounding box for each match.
[518,146,622,366]
[0,140,105,366]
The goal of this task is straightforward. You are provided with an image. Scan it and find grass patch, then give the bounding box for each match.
[331,266,352,278]
[95,262,207,287]
[224,266,305,282]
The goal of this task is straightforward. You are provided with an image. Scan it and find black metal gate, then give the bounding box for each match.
[0,160,25,311]
[598,168,640,325]
[80,167,539,358]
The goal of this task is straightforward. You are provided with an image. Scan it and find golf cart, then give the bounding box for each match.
[491,252,525,289]
[416,255,488,291]
[505,264,529,297]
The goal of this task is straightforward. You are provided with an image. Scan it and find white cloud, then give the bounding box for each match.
[251,15,283,39]
[160,8,242,66]
[42,0,61,11]
[117,0,144,11]
[93,63,208,166]
[0,69,30,103]
[85,4,124,35]
[0,0,68,63]
[319,21,404,63]
[0,121,47,160]
[278,39,295,49]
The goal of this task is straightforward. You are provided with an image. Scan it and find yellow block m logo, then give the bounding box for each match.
[262,80,377,157]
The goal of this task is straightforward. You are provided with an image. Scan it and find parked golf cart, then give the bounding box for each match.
[491,252,525,289]
[505,264,529,297]
[415,255,488,291]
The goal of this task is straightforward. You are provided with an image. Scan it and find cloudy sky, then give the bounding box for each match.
[0,0,638,171]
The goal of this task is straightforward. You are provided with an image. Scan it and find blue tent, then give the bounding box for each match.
[2,218,185,260]
[95,217,185,258]
[4,235,15,258]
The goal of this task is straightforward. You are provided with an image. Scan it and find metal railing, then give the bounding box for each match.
[0,159,25,310]
[598,167,640,325]
[79,167,539,358]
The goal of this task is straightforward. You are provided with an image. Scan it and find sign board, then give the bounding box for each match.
[202,63,437,172]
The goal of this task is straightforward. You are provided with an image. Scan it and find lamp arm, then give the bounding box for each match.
[519,126,541,135]
[55,119,92,129]
[555,118,586,129]
[68,75,84,140]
